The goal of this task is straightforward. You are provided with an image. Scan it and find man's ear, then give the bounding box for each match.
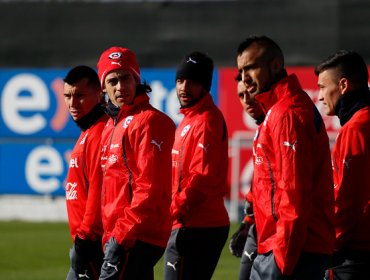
[339,77,350,95]
[270,57,283,75]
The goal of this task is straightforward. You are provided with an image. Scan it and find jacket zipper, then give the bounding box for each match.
[177,146,184,192]
[81,154,89,192]
[101,119,117,205]
[177,145,185,226]
[261,143,278,221]
[108,117,133,202]
[122,138,133,202]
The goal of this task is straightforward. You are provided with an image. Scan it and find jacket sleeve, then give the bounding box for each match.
[112,115,175,247]
[272,112,313,275]
[333,128,370,248]
[242,190,255,224]
[77,124,104,241]
[172,116,228,217]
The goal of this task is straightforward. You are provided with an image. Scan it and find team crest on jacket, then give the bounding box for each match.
[123,116,134,128]
[181,124,191,137]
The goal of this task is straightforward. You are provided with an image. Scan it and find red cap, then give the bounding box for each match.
[97,46,140,87]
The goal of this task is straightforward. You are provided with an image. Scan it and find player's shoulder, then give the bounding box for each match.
[139,106,176,128]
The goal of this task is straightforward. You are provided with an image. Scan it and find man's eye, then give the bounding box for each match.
[108,79,118,85]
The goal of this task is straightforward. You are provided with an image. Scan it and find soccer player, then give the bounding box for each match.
[229,77,264,280]
[64,65,108,280]
[237,35,335,280]
[164,51,230,280]
[315,50,370,280]
[97,46,175,280]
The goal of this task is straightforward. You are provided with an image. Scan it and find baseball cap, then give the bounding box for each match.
[97,46,140,87]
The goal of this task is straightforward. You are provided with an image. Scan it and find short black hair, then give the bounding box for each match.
[314,50,369,87]
[237,35,284,65]
[64,65,101,90]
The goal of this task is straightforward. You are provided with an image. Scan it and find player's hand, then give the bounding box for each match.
[74,235,102,259]
[229,222,251,257]
[100,237,125,278]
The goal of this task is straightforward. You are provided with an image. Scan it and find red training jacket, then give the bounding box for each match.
[332,106,370,252]
[65,113,108,241]
[101,94,176,248]
[171,93,230,229]
[253,74,335,275]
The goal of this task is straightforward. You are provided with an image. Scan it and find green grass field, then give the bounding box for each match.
[0,222,240,279]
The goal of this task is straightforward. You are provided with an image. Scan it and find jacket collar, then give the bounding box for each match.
[255,73,302,114]
[105,100,120,118]
[105,93,149,121]
[179,92,214,117]
[120,93,149,111]
[334,87,370,126]
[74,104,105,131]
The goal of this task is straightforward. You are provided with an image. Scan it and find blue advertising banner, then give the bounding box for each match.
[0,142,72,195]
[0,68,218,195]
[0,69,79,138]
[0,69,218,137]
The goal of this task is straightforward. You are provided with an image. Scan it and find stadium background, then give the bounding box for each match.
[1,1,370,279]
[1,0,370,221]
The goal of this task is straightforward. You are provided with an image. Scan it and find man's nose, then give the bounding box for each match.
[318,91,324,101]
[71,96,78,107]
[116,79,124,90]
[243,93,250,103]
[241,71,251,84]
[182,80,191,90]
